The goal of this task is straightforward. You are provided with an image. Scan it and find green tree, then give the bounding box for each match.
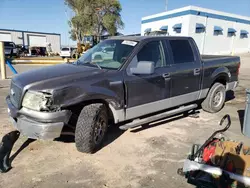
[65,0,124,42]
[65,0,93,42]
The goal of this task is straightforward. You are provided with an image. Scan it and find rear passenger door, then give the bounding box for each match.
[166,39,202,104]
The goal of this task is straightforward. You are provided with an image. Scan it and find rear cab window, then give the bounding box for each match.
[4,42,15,48]
[168,39,195,64]
[61,48,70,51]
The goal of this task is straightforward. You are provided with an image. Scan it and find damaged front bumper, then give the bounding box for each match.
[6,96,72,140]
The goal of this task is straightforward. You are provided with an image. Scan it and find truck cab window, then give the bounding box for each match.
[169,40,194,64]
[137,41,165,68]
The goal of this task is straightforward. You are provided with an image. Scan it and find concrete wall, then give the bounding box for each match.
[233,22,250,54]
[141,6,250,55]
[188,15,250,55]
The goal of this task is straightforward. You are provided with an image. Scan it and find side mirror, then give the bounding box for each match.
[130,61,155,75]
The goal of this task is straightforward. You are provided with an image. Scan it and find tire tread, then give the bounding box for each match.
[75,104,106,153]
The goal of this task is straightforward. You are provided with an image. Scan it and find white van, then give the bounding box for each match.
[60,47,76,58]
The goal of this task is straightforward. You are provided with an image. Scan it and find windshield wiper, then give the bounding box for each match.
[78,61,102,69]
[92,62,102,70]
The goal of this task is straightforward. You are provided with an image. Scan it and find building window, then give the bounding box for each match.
[214,26,223,36]
[228,32,235,37]
[173,23,182,33]
[175,28,182,33]
[195,23,205,33]
[227,28,236,37]
[240,30,249,39]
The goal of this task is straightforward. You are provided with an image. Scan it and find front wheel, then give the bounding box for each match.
[201,83,226,113]
[75,104,108,153]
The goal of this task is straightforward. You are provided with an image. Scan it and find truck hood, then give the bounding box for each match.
[12,64,107,90]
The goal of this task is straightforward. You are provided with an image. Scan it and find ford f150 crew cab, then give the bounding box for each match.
[6,36,240,153]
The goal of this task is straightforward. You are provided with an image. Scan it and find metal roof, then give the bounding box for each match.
[0,28,60,36]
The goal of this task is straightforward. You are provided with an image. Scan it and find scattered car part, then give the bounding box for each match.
[177,114,250,187]
[0,131,20,173]
[190,114,231,160]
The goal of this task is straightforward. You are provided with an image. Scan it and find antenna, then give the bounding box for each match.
[165,0,168,11]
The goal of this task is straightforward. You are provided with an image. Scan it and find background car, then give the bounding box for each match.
[4,41,17,57]
[60,47,76,58]
[92,46,114,61]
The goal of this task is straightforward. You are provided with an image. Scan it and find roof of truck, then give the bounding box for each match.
[109,36,192,42]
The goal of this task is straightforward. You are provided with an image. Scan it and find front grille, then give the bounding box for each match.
[10,81,22,108]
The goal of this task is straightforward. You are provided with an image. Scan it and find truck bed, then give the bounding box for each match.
[201,55,240,64]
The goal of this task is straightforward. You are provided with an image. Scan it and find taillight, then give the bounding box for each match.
[237,62,241,75]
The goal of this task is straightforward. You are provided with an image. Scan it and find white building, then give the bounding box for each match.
[141,6,250,55]
[0,29,61,53]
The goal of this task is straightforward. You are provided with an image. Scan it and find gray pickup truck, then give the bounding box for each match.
[6,36,240,153]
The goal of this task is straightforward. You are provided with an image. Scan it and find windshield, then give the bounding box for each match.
[75,39,137,70]
[4,42,15,48]
[61,48,70,51]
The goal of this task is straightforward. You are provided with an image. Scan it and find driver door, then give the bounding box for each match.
[124,40,171,120]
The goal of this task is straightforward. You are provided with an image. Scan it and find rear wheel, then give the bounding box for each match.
[201,83,226,113]
[75,104,108,153]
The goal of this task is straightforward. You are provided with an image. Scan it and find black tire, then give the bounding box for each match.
[75,104,108,153]
[201,83,226,113]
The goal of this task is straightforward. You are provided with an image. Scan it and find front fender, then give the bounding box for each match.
[53,85,124,110]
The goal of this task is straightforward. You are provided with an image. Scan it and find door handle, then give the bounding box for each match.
[162,73,170,78]
[194,68,201,76]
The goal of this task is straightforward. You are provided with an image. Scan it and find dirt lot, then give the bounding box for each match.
[0,54,250,188]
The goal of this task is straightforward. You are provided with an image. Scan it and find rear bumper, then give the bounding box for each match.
[6,96,71,140]
[60,53,71,57]
[226,81,238,91]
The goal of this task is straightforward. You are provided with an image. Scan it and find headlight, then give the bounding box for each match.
[22,91,52,111]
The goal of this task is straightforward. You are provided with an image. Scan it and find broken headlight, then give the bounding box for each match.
[22,91,52,111]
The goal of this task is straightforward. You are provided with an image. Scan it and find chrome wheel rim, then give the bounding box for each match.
[213,91,223,107]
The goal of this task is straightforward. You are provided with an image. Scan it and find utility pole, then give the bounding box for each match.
[165,0,168,11]
[0,42,6,80]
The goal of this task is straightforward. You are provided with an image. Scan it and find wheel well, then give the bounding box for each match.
[203,75,228,100]
[65,100,115,127]
[212,75,228,87]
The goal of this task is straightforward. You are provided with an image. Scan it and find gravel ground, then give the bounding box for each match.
[0,54,250,188]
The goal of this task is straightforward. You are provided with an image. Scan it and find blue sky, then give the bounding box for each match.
[0,0,250,45]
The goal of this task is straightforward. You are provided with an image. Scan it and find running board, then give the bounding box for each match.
[119,104,198,130]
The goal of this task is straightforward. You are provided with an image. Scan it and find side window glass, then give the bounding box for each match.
[137,41,165,68]
[169,40,194,64]
[127,55,138,75]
